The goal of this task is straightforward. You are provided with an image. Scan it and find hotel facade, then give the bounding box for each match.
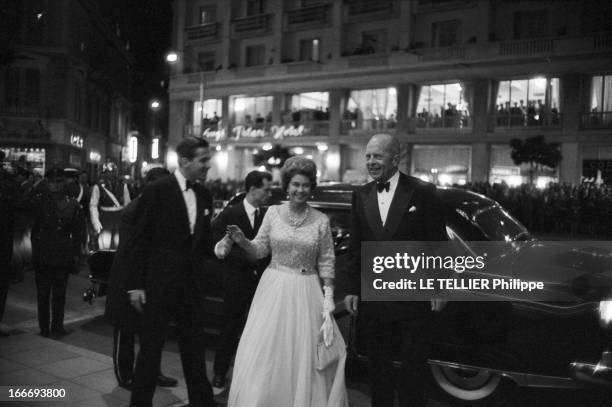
[167,0,612,186]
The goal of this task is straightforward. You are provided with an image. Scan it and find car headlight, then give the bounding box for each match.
[599,300,612,326]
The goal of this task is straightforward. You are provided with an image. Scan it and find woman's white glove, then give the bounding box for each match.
[323,285,335,315]
[320,286,335,346]
[91,219,103,234]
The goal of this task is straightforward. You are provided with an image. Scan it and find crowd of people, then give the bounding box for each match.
[494,100,560,126]
[4,136,612,406]
[416,102,469,128]
[462,180,612,238]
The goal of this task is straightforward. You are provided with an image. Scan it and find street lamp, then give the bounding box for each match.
[150,99,161,110]
[166,50,205,137]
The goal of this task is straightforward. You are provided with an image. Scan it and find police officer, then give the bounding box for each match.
[29,168,85,336]
[89,161,130,250]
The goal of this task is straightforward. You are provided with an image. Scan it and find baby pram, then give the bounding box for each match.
[83,250,115,303]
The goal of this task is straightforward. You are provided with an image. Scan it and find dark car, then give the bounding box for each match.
[219,183,612,405]
[87,183,612,404]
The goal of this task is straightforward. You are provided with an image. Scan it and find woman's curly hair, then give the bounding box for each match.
[281,156,317,191]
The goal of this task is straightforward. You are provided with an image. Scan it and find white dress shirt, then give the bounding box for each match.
[174,170,197,234]
[377,170,399,226]
[243,198,258,229]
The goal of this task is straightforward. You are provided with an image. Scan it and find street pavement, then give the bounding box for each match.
[1,264,610,407]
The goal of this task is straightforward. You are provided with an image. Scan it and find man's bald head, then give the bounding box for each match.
[365,133,400,183]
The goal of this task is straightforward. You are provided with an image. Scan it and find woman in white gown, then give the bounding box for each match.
[219,157,348,407]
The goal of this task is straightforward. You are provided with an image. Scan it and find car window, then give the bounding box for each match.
[475,207,531,242]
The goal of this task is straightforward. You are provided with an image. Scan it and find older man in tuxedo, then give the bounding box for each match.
[211,170,272,390]
[344,134,447,407]
[127,137,216,407]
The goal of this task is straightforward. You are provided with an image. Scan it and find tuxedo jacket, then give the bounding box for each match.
[347,172,447,322]
[212,201,269,282]
[126,175,214,307]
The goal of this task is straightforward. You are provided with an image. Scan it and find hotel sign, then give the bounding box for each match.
[231,124,309,140]
[70,133,84,148]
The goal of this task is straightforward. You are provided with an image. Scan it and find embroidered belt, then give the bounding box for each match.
[270,263,317,276]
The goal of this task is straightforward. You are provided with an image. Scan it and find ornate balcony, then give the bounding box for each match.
[499,38,554,56]
[285,4,331,29]
[491,112,562,129]
[581,112,612,129]
[185,22,219,41]
[231,14,273,37]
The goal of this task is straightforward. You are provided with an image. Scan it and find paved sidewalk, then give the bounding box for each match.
[0,332,196,407]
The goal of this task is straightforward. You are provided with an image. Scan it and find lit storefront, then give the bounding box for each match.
[495,77,560,127]
[416,83,470,128]
[411,145,471,186]
[489,144,558,188]
[286,92,330,136]
[231,95,273,139]
[0,147,46,175]
[342,87,397,133]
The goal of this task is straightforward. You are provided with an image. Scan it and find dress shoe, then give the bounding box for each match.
[157,373,178,387]
[212,373,226,389]
[51,326,70,336]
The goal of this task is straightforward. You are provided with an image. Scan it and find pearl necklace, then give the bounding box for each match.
[288,205,309,228]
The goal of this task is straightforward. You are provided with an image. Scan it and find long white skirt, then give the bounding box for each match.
[228,266,349,407]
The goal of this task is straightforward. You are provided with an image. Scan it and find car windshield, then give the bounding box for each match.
[475,206,531,242]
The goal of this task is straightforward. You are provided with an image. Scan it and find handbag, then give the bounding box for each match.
[316,316,346,371]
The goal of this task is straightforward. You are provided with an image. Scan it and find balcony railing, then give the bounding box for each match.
[414,114,471,130]
[231,14,273,36]
[286,4,331,27]
[347,0,394,16]
[582,112,612,129]
[185,22,219,41]
[499,38,554,56]
[340,118,397,134]
[492,112,562,128]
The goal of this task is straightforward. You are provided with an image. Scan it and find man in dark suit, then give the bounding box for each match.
[127,137,216,407]
[211,170,272,390]
[104,167,177,390]
[343,133,447,407]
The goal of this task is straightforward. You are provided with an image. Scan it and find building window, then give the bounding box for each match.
[299,38,320,62]
[411,145,471,186]
[245,45,265,66]
[432,20,461,47]
[247,0,264,16]
[514,10,549,39]
[417,83,470,128]
[360,30,386,54]
[193,99,222,130]
[232,95,273,126]
[199,5,216,24]
[288,92,329,123]
[589,75,612,126]
[343,88,397,132]
[197,52,216,71]
[495,77,560,126]
[5,68,20,106]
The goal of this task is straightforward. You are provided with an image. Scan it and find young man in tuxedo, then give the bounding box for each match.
[343,133,447,407]
[127,137,216,407]
[211,170,272,390]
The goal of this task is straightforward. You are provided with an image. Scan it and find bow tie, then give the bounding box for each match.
[185,180,197,191]
[376,181,390,193]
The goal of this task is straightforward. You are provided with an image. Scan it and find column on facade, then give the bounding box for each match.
[395,83,411,135]
[272,92,285,125]
[406,84,421,133]
[174,0,186,72]
[220,0,232,69]
[560,74,583,133]
[168,99,189,149]
[271,1,283,64]
[323,144,341,181]
[560,142,580,185]
[328,89,344,140]
[470,79,491,136]
[398,0,413,51]
[330,1,343,59]
[475,0,491,43]
[471,142,489,183]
